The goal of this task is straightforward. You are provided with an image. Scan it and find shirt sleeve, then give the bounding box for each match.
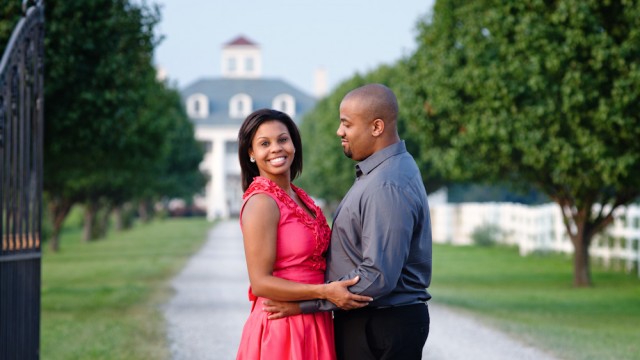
[299,299,336,313]
[335,182,416,300]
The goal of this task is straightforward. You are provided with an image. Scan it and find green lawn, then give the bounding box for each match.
[431,244,640,360]
[39,219,639,359]
[40,218,212,360]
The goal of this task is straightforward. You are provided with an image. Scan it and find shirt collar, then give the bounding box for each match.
[355,141,407,178]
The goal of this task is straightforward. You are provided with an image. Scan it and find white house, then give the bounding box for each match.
[181,36,317,220]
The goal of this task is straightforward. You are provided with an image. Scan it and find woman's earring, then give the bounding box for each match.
[250,157,255,163]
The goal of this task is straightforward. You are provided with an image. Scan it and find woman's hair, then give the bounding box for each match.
[238,109,303,191]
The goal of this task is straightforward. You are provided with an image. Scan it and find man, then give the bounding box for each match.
[265,83,432,359]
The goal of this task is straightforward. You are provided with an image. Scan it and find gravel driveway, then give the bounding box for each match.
[163,220,559,360]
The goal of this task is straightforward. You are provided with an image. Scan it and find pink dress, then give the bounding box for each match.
[236,177,336,360]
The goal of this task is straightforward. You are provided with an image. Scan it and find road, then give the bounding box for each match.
[163,220,559,360]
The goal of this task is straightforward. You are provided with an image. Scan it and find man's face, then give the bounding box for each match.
[336,97,374,161]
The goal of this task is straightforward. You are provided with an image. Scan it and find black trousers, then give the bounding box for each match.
[333,303,430,360]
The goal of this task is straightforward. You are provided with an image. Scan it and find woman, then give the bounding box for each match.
[236,109,371,360]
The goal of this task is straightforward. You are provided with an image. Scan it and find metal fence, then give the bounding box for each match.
[0,1,45,359]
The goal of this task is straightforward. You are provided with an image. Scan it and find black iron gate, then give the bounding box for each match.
[0,1,45,359]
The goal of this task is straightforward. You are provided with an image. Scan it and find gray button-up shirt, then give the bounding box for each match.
[301,141,432,313]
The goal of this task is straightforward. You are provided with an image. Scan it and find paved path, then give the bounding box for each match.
[163,220,559,360]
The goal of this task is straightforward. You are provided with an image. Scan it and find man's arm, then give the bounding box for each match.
[298,298,337,313]
[263,293,371,319]
[295,184,417,313]
[333,183,416,299]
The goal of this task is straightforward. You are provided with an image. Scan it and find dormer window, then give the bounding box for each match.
[229,93,252,118]
[245,57,254,72]
[186,93,209,119]
[272,94,296,118]
[228,57,237,73]
[222,36,262,78]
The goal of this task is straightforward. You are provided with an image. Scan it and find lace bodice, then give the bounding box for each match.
[242,176,331,271]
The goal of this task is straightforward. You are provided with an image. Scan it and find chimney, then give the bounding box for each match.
[155,65,168,82]
[314,67,328,98]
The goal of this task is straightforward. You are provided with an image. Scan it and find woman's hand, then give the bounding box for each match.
[322,276,373,310]
[262,300,302,320]
[262,277,373,319]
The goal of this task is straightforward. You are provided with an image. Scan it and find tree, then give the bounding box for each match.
[134,83,207,213]
[152,88,207,202]
[43,0,164,248]
[297,76,364,209]
[298,65,446,214]
[0,1,22,50]
[407,0,640,286]
[3,1,203,247]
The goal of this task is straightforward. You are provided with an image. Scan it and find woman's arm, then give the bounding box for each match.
[242,193,372,306]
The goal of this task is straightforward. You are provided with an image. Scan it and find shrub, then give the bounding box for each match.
[471,224,502,247]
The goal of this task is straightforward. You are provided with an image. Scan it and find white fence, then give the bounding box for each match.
[430,201,640,277]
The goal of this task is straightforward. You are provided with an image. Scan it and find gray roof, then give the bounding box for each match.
[181,77,316,126]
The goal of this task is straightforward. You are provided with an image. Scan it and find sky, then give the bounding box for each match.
[152,0,435,96]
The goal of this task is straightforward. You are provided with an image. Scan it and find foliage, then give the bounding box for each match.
[447,183,549,204]
[407,0,640,285]
[298,64,447,210]
[44,0,161,199]
[89,82,205,224]
[140,84,206,201]
[43,0,160,245]
[41,193,54,244]
[0,1,22,50]
[39,0,204,247]
[470,223,502,246]
[297,76,364,209]
[41,218,212,359]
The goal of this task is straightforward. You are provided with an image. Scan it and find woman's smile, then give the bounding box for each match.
[268,156,287,166]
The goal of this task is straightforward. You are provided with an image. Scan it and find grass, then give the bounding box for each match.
[38,217,639,359]
[40,217,212,360]
[431,244,640,360]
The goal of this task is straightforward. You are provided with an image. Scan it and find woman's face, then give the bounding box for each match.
[249,120,295,181]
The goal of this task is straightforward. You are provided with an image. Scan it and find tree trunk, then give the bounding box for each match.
[97,202,112,238]
[558,200,593,287]
[83,200,97,242]
[113,206,123,231]
[138,200,150,223]
[49,230,60,253]
[572,234,592,287]
[47,197,73,252]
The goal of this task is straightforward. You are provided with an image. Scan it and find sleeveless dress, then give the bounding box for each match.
[236,176,336,360]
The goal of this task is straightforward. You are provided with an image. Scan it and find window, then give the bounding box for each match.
[200,140,212,153]
[228,57,237,72]
[272,94,296,118]
[186,93,209,119]
[225,141,238,154]
[229,93,252,118]
[245,57,254,72]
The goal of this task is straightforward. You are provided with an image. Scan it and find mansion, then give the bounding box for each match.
[181,36,317,219]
